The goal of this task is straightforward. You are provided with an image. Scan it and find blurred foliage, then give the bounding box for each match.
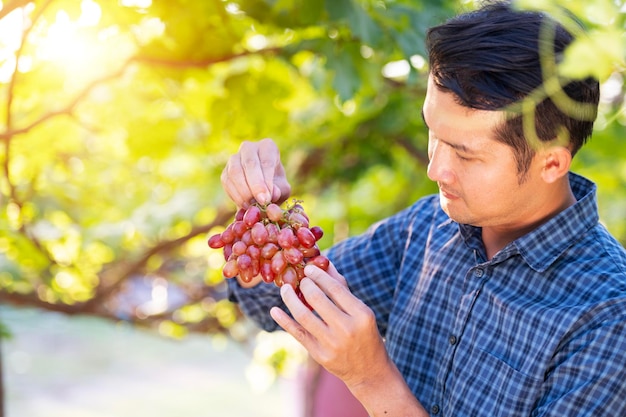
[0,0,625,379]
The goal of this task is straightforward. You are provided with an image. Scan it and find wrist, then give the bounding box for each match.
[346,357,428,417]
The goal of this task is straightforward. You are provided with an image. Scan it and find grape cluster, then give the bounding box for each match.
[208,200,329,299]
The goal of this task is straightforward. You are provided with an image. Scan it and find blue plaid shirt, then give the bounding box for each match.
[228,172,626,416]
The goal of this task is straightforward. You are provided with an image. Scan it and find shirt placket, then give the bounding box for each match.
[429,263,489,415]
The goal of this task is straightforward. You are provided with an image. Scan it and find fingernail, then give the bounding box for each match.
[258,192,270,205]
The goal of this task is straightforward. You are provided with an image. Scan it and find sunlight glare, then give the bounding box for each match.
[120,0,153,8]
[0,8,25,82]
[33,1,106,81]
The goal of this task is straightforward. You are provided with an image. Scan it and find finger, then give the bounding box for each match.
[303,265,360,314]
[270,306,320,352]
[240,140,274,205]
[279,283,328,337]
[272,162,291,205]
[322,261,348,287]
[257,139,283,204]
[296,276,348,322]
[221,157,252,207]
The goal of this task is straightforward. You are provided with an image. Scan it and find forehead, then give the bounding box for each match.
[423,75,505,145]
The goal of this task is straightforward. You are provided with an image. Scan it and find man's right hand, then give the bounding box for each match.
[221,138,291,208]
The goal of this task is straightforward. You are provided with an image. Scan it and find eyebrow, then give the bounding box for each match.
[421,109,476,154]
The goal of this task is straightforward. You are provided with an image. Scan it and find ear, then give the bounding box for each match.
[540,146,572,184]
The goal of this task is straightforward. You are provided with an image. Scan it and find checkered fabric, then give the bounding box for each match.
[229,172,626,416]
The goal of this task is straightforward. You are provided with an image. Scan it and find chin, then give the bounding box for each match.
[441,204,477,226]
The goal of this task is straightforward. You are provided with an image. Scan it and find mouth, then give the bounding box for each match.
[439,187,459,200]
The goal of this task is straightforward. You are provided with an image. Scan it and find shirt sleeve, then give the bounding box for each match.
[226,195,438,334]
[227,278,283,332]
[328,197,439,336]
[533,300,626,416]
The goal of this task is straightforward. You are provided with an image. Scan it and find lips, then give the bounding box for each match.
[439,187,459,200]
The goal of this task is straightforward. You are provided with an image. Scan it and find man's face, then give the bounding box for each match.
[422,76,545,229]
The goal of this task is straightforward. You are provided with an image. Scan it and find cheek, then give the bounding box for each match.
[461,164,519,202]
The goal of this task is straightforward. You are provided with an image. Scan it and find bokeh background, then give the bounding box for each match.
[1,0,625,415]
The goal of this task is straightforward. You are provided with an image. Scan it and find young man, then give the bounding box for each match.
[220,2,626,416]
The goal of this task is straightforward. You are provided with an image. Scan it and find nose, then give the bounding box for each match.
[427,140,455,184]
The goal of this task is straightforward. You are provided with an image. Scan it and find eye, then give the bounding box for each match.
[456,153,472,161]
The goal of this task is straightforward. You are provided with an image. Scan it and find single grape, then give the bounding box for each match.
[260,259,274,283]
[308,255,330,270]
[251,222,269,245]
[243,205,262,227]
[241,230,253,246]
[235,207,246,221]
[208,233,225,249]
[246,245,261,260]
[223,259,239,278]
[301,245,320,259]
[261,242,280,259]
[310,226,324,241]
[281,266,298,290]
[277,227,297,248]
[223,243,233,261]
[283,246,304,265]
[232,220,247,237]
[295,265,305,280]
[266,203,284,222]
[271,251,287,275]
[239,267,255,283]
[296,227,316,248]
[221,226,235,244]
[237,253,252,270]
[266,223,280,243]
[232,241,248,256]
[288,211,309,229]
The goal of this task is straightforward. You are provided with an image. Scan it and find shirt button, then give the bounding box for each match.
[431,404,440,414]
[474,268,484,278]
[449,335,457,345]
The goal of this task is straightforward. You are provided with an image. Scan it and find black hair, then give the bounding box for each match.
[426,1,600,178]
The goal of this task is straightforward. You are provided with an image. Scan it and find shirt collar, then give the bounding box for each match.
[458,172,599,271]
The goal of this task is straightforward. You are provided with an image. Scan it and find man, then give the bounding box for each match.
[220,2,626,416]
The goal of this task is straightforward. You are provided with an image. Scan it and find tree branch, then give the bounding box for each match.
[82,205,235,310]
[131,46,283,69]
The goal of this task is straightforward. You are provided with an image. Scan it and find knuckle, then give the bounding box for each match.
[242,156,260,170]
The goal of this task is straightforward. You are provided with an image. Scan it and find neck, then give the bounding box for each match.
[481,181,577,260]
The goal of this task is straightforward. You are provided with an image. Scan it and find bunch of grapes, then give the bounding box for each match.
[208,200,329,298]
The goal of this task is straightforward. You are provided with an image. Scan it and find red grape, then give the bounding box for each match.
[232,241,247,256]
[251,222,269,245]
[232,220,247,237]
[237,253,252,270]
[208,199,328,300]
[221,226,235,244]
[261,242,280,259]
[260,259,274,283]
[282,266,298,290]
[243,205,262,227]
[296,227,316,248]
[308,255,330,270]
[266,203,284,222]
[310,226,324,241]
[296,287,313,310]
[223,259,239,278]
[235,207,246,221]
[277,228,296,248]
[288,211,309,228]
[266,223,279,243]
[208,233,224,249]
[271,250,287,275]
[283,246,304,265]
